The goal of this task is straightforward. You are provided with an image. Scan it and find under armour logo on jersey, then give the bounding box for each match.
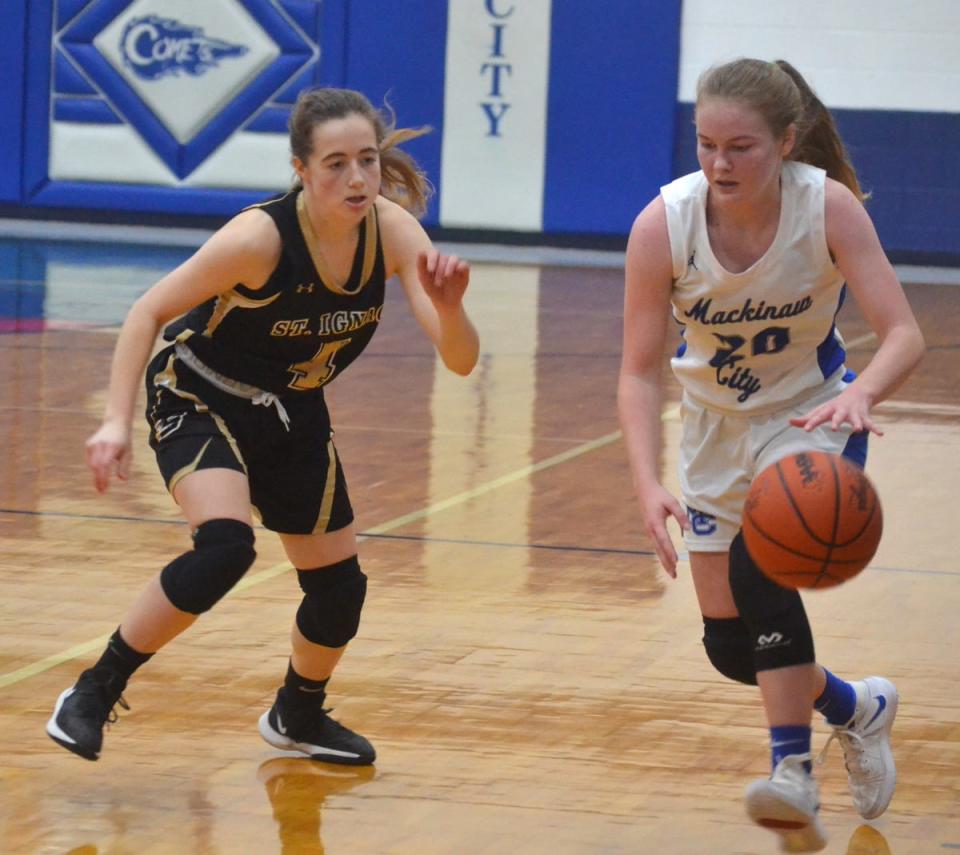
[296,282,315,294]
[154,413,186,441]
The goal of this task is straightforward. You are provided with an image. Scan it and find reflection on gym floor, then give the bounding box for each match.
[1,232,958,854]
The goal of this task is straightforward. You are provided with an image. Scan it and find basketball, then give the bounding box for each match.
[742,451,883,589]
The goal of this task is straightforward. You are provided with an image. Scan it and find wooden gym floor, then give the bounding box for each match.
[0,232,957,854]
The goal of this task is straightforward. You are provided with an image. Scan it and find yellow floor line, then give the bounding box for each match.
[0,407,680,689]
[361,428,625,535]
[0,636,115,689]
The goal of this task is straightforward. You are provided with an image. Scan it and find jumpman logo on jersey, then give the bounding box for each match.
[688,251,698,271]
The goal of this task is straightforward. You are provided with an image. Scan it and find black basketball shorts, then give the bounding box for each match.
[144,347,354,535]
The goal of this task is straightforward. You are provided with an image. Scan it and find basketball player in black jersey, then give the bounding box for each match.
[46,88,479,765]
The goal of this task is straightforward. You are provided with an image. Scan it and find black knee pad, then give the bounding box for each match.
[728,531,815,672]
[160,519,256,614]
[295,555,367,648]
[702,616,757,685]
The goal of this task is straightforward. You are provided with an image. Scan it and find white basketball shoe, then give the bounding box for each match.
[745,753,827,852]
[820,676,898,819]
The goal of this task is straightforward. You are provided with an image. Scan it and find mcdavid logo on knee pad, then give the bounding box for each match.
[756,632,791,649]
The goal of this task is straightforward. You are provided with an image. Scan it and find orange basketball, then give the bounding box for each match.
[742,451,883,589]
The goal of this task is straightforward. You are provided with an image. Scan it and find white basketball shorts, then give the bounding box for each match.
[678,374,867,553]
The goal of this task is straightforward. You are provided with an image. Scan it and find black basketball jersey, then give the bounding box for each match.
[164,190,386,397]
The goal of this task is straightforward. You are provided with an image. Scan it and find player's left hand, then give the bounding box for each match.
[417,250,470,311]
[790,384,883,435]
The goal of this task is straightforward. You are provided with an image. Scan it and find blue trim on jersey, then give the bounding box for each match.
[675,321,688,358]
[842,429,868,468]
[838,366,868,467]
[816,285,848,379]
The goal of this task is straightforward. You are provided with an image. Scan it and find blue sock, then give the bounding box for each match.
[770,725,812,772]
[814,669,857,726]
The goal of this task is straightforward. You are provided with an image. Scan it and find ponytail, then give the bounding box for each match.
[773,61,867,202]
[696,58,867,203]
[379,125,434,218]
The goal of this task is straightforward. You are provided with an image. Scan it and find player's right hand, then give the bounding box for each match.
[85,420,133,493]
[636,484,689,578]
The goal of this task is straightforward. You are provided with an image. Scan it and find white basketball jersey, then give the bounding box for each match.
[662,161,847,414]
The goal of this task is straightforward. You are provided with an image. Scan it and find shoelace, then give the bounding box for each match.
[74,679,130,727]
[775,751,815,775]
[817,728,867,774]
[106,694,131,727]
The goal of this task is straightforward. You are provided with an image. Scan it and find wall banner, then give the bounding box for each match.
[440,0,552,231]
[50,0,318,185]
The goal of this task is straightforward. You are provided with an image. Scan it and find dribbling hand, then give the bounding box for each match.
[417,250,470,311]
[85,421,132,493]
[789,384,882,436]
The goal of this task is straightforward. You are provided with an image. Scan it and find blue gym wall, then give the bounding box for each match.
[2,1,958,263]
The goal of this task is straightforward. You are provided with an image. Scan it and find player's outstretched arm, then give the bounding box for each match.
[380,197,479,376]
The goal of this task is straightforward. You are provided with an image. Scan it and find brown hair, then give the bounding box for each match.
[695,58,866,202]
[288,87,433,217]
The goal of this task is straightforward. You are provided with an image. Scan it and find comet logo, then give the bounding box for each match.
[120,15,248,81]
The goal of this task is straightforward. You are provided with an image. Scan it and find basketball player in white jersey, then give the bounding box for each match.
[618,59,925,852]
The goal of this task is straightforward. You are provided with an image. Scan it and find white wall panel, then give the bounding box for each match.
[50,123,293,190]
[50,123,173,184]
[679,0,960,112]
[181,132,293,189]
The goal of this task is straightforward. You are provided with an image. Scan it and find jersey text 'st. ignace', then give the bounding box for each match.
[165,191,386,398]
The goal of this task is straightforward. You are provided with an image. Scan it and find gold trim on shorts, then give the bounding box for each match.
[311,435,339,534]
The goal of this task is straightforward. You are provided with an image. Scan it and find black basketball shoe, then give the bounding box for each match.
[258,688,375,766]
[46,667,129,761]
